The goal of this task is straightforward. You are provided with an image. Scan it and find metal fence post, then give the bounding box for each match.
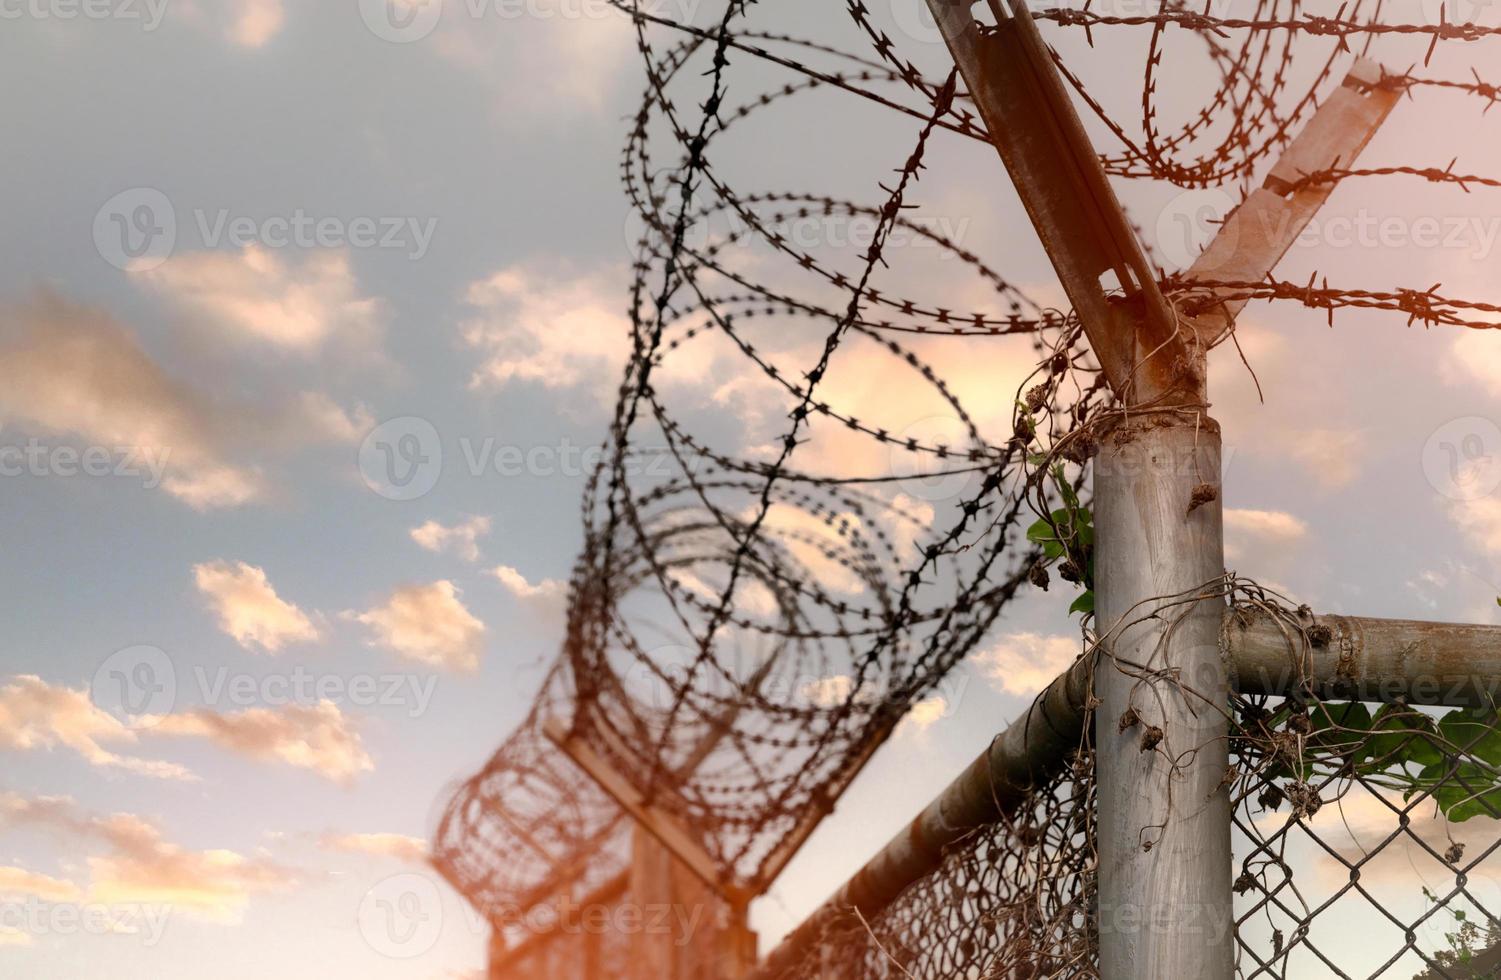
[1094,414,1233,977]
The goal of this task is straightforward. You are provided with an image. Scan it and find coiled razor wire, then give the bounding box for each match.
[433,0,1501,951]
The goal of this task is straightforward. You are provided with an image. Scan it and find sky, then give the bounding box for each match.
[1,1,1500,978]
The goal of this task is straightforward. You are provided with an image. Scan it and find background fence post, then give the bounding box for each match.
[1093,413,1233,977]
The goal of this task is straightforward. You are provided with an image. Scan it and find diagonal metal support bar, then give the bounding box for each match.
[1184,57,1402,343]
[542,718,752,906]
[924,0,1185,403]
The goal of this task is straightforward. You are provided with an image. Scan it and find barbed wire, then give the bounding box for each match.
[434,0,1501,957]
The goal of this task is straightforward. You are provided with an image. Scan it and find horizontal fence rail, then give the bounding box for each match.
[751,608,1501,978]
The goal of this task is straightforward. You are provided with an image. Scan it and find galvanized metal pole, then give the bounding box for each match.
[1093,413,1233,976]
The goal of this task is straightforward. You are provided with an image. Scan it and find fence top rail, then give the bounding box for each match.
[749,608,1501,976]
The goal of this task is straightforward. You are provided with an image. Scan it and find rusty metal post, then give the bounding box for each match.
[1093,412,1233,977]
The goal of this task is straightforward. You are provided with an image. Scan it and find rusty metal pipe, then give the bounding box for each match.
[1228,607,1501,709]
[748,609,1501,978]
[747,655,1092,980]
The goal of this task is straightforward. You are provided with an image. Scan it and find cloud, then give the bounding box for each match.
[896,695,950,738]
[292,391,375,444]
[461,265,634,403]
[1444,463,1501,557]
[411,516,492,563]
[1253,786,1501,895]
[153,701,372,785]
[0,293,264,510]
[974,632,1079,697]
[0,675,192,780]
[228,0,284,47]
[490,565,566,603]
[0,865,82,902]
[1449,330,1501,397]
[1224,507,1309,563]
[1208,323,1369,493]
[428,3,634,117]
[319,832,427,864]
[193,560,319,653]
[354,581,486,672]
[0,676,369,783]
[0,793,298,924]
[460,263,731,411]
[141,247,386,357]
[800,675,856,708]
[1285,429,1367,492]
[887,492,937,562]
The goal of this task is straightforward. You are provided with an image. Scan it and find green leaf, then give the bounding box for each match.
[1367,705,1442,768]
[1069,591,1095,616]
[1307,701,1372,757]
[1438,707,1501,768]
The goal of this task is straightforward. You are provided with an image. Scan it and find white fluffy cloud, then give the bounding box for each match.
[411,516,492,563]
[0,793,298,924]
[154,702,372,785]
[1223,507,1309,563]
[895,695,950,738]
[0,294,264,510]
[354,581,486,672]
[1449,330,1501,397]
[194,560,319,653]
[319,832,427,864]
[141,246,385,356]
[461,265,633,402]
[974,632,1080,697]
[0,865,82,903]
[0,675,191,780]
[0,676,370,784]
[292,391,375,444]
[490,564,566,602]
